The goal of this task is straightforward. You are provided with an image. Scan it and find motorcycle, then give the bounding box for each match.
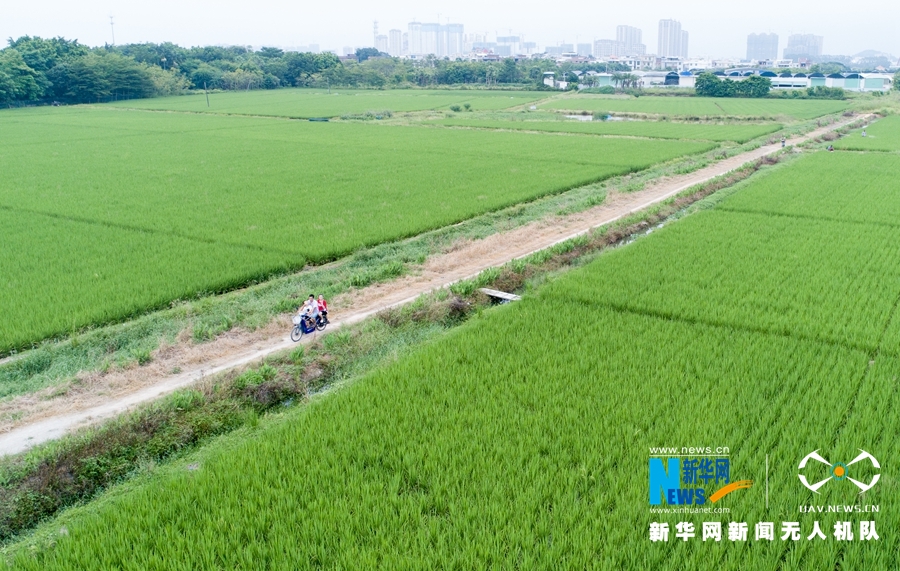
[291,312,327,342]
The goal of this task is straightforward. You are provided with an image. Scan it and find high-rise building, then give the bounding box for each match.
[375,35,388,53]
[464,33,486,53]
[388,29,402,57]
[545,46,564,56]
[408,22,423,55]
[784,34,823,59]
[407,22,464,57]
[497,36,521,55]
[658,19,687,58]
[616,25,646,56]
[421,23,440,56]
[594,39,621,58]
[445,24,464,57]
[577,43,593,57]
[746,33,778,61]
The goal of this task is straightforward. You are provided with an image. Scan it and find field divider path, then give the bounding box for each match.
[0,115,867,457]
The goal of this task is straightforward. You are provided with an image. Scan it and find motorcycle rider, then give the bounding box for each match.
[305,294,320,325]
[298,295,319,328]
[317,294,329,324]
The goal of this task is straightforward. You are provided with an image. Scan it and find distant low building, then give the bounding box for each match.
[594,40,622,58]
[597,55,655,70]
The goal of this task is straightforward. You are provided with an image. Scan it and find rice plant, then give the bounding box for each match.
[540,96,849,120]
[434,118,783,143]
[4,147,897,569]
[0,107,714,352]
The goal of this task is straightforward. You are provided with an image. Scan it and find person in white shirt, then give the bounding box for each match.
[304,295,319,322]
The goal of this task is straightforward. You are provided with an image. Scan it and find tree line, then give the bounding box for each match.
[694,73,849,99]
[0,36,344,105]
[4,36,886,106]
[0,37,636,105]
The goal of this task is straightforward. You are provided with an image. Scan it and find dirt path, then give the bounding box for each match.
[0,116,863,456]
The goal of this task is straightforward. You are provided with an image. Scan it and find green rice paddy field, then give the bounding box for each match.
[540,95,850,119]
[0,106,715,353]
[833,115,900,151]
[433,117,783,143]
[7,152,898,570]
[107,88,545,117]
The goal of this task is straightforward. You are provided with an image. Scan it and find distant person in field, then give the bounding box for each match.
[862,129,867,137]
[781,136,786,148]
[318,294,329,324]
[828,145,834,152]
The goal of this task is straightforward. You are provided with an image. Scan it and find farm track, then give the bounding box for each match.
[0,115,867,456]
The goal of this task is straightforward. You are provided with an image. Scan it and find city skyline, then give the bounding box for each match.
[3,0,897,59]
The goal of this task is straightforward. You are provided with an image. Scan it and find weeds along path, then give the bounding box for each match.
[0,115,867,456]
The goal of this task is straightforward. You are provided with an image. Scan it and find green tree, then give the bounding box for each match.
[285,52,339,86]
[484,64,498,87]
[695,73,770,98]
[894,70,900,90]
[694,72,735,97]
[623,73,641,90]
[190,63,223,88]
[257,47,284,59]
[115,42,185,70]
[145,66,190,96]
[809,62,849,75]
[737,75,772,98]
[6,36,88,73]
[806,86,846,99]
[47,52,155,103]
[437,62,478,84]
[220,68,264,90]
[695,72,725,96]
[361,57,410,86]
[0,48,46,102]
[497,58,519,83]
[355,47,381,62]
[611,72,641,91]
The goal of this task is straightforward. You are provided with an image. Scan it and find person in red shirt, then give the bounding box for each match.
[317,294,329,324]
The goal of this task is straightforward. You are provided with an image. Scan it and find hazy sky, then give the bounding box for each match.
[4,1,898,59]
